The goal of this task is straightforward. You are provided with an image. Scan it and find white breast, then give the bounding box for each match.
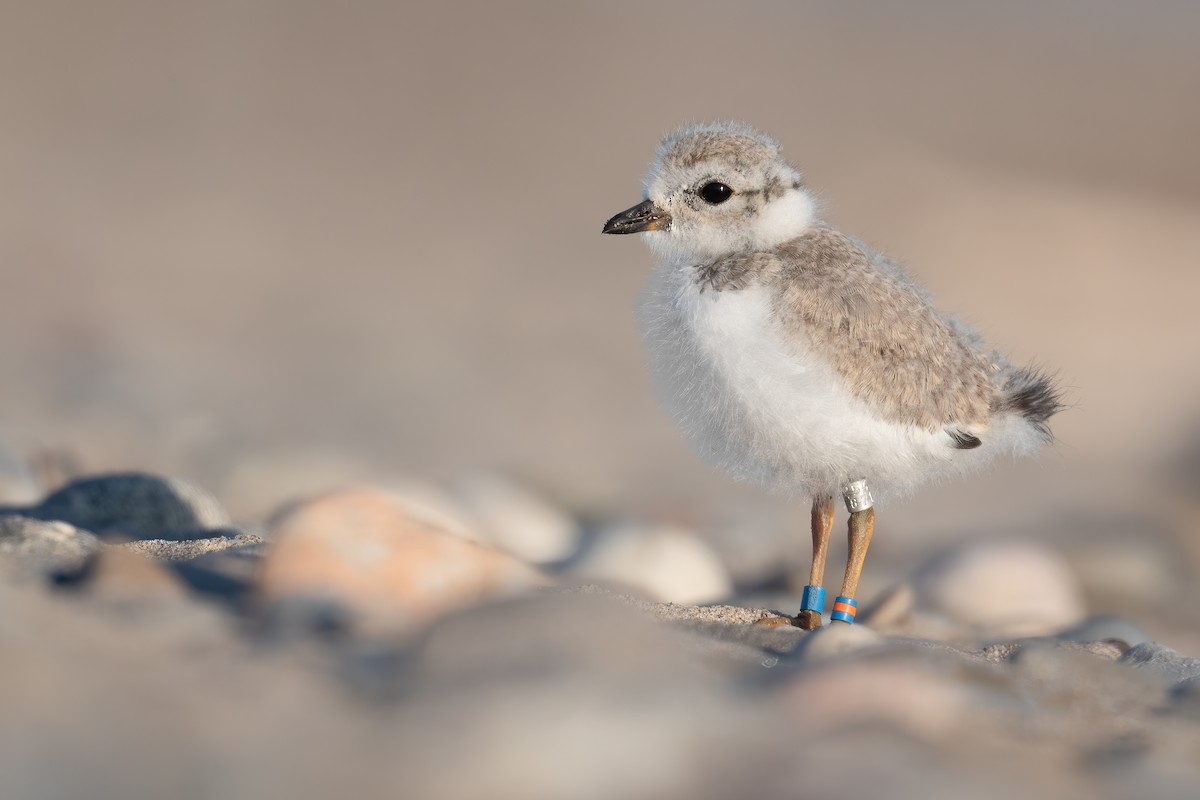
[636,262,996,501]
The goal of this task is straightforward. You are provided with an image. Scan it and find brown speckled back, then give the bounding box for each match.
[699,225,1005,431]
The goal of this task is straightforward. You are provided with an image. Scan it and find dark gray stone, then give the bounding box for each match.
[26,472,230,540]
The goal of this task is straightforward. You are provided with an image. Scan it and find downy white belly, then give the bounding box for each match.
[636,262,982,501]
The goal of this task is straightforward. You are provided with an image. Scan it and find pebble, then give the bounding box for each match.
[568,521,732,604]
[909,539,1086,639]
[454,474,581,565]
[0,515,101,574]
[1119,643,1200,684]
[25,472,231,540]
[799,621,886,662]
[257,487,547,631]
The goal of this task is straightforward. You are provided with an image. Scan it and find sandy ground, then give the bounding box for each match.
[1,3,1199,795]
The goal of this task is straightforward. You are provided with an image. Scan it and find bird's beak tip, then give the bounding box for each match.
[602,199,671,235]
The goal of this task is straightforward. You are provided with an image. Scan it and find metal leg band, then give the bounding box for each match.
[830,596,858,624]
[842,479,874,514]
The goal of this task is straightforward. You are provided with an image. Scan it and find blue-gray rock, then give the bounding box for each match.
[25,473,231,540]
[1118,643,1200,683]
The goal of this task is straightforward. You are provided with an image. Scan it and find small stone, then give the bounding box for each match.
[28,472,231,540]
[568,521,732,604]
[1119,642,1200,683]
[0,515,101,574]
[800,621,885,662]
[257,488,547,631]
[454,474,581,565]
[910,539,1086,638]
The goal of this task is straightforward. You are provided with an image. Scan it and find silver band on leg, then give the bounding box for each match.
[842,479,874,513]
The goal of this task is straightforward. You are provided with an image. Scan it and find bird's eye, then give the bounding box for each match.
[699,182,733,205]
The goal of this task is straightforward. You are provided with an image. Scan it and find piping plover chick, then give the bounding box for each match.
[603,121,1062,628]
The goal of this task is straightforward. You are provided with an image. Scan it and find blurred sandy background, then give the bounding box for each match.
[2,1,1199,605]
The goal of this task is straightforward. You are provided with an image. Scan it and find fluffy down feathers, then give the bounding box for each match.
[629,121,1062,501]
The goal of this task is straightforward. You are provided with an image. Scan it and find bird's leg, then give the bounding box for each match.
[795,495,834,630]
[832,479,875,624]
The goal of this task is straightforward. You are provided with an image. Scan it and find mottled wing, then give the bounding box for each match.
[769,226,1004,433]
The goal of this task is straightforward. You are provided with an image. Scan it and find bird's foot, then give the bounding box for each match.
[794,609,824,630]
[793,585,827,630]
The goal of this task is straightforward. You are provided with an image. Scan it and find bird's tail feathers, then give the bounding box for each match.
[997,366,1064,441]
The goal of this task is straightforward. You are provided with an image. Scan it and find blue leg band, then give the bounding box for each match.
[799,585,827,613]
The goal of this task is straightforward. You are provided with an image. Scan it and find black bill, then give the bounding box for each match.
[602,199,672,234]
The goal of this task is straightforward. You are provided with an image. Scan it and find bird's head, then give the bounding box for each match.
[603,121,817,262]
